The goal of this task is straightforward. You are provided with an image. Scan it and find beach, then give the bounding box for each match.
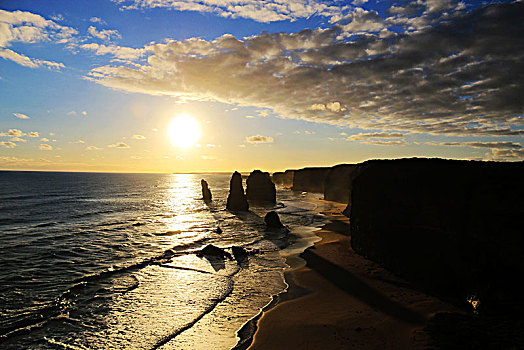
[249,203,462,349]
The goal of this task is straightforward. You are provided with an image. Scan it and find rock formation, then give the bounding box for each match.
[272,170,295,188]
[323,164,357,203]
[196,244,232,259]
[231,246,248,263]
[226,171,249,211]
[349,158,524,314]
[264,211,285,229]
[201,179,212,202]
[246,170,276,203]
[292,167,330,193]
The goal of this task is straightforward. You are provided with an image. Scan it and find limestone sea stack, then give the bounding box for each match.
[264,211,285,229]
[246,170,276,203]
[201,179,212,202]
[226,171,249,211]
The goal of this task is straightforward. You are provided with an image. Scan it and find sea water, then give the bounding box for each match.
[0,171,332,349]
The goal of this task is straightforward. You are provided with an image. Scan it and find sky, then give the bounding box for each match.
[0,0,523,173]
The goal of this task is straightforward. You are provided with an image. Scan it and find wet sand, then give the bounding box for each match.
[249,204,463,349]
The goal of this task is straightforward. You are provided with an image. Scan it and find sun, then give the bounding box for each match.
[168,114,200,148]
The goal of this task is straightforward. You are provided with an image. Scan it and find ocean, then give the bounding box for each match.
[0,171,332,349]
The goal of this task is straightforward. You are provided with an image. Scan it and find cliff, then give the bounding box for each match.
[291,167,330,193]
[272,170,295,188]
[246,170,276,203]
[349,158,524,314]
[322,164,357,203]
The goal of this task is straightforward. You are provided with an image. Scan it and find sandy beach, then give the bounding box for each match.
[249,203,463,349]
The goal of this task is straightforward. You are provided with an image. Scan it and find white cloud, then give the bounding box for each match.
[28,132,39,137]
[0,9,74,69]
[67,111,77,116]
[82,111,87,116]
[39,144,53,150]
[246,134,274,144]
[132,134,146,139]
[10,137,26,142]
[86,146,102,150]
[90,17,107,25]
[0,141,16,148]
[107,142,130,148]
[0,129,25,137]
[41,137,49,142]
[74,140,85,144]
[79,42,145,60]
[13,112,30,119]
[88,26,121,41]
[113,0,350,23]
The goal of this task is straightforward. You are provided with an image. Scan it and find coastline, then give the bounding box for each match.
[246,202,463,349]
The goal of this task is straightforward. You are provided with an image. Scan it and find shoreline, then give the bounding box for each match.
[245,202,464,349]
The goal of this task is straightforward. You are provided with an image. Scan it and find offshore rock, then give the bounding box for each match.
[226,171,249,211]
[246,170,276,203]
[264,211,285,229]
[196,244,232,260]
[201,179,212,202]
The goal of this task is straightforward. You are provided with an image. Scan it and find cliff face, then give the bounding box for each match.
[292,167,330,193]
[323,164,357,203]
[349,158,524,313]
[272,170,294,188]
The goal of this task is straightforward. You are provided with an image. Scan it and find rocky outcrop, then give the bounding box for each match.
[226,171,249,211]
[246,170,276,203]
[264,211,286,229]
[201,179,212,202]
[292,167,330,193]
[349,158,524,314]
[196,244,232,259]
[272,170,295,188]
[323,164,357,203]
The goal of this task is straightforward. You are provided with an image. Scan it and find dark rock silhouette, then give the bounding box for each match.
[196,244,232,260]
[292,167,330,193]
[232,246,248,263]
[226,171,249,211]
[323,164,357,204]
[216,227,222,234]
[264,211,285,229]
[201,179,212,202]
[349,158,524,314]
[272,170,295,188]
[246,170,276,203]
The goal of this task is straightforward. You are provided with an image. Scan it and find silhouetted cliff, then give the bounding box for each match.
[272,170,295,188]
[292,167,329,193]
[349,158,524,314]
[323,164,357,203]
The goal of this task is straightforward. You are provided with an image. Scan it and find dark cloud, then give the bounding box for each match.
[88,2,524,139]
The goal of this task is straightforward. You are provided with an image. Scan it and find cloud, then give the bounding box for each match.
[132,134,146,139]
[41,137,49,142]
[39,144,53,150]
[90,17,107,25]
[0,129,25,137]
[67,111,77,116]
[246,134,274,144]
[436,141,522,149]
[87,2,524,142]
[362,140,407,146]
[107,142,130,148]
[201,155,217,160]
[74,140,85,144]
[79,42,145,60]
[82,111,87,116]
[113,0,350,23]
[347,132,405,141]
[28,132,39,137]
[13,112,30,119]
[489,149,524,161]
[0,9,75,69]
[10,137,26,142]
[88,26,121,41]
[0,141,16,148]
[86,146,102,150]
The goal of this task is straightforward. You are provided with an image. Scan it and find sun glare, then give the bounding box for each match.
[169,114,200,148]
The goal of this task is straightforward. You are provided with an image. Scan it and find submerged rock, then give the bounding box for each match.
[246,170,276,203]
[226,171,249,211]
[264,211,286,229]
[216,226,222,234]
[196,244,232,260]
[201,179,212,202]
